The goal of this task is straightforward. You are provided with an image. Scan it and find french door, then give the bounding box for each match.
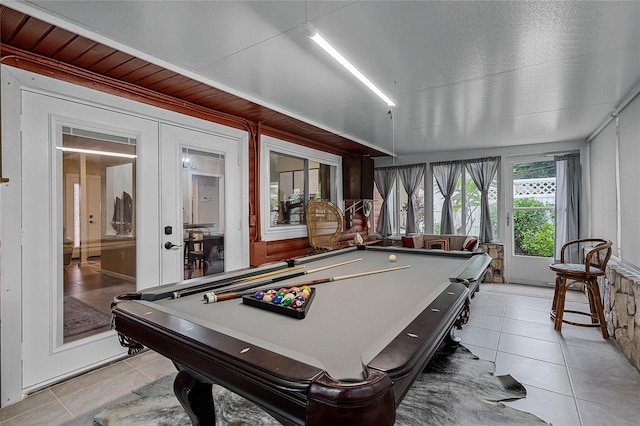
[160,124,243,284]
[505,156,557,285]
[21,91,161,390]
[19,92,248,393]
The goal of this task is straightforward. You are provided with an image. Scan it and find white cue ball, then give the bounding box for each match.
[389,254,397,262]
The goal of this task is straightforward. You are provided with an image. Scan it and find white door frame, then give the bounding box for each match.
[504,154,557,286]
[0,65,249,405]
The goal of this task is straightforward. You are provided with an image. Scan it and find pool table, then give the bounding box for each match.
[112,246,490,426]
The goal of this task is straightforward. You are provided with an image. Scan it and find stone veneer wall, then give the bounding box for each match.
[480,242,505,283]
[602,261,640,371]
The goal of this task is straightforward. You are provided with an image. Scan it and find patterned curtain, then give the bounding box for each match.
[433,162,462,234]
[398,164,425,234]
[465,157,499,242]
[374,168,397,236]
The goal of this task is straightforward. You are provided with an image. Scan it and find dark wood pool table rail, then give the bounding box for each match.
[139,262,292,301]
[113,300,401,425]
[289,246,489,288]
[113,300,317,424]
[112,247,491,425]
[369,282,469,404]
[112,288,472,425]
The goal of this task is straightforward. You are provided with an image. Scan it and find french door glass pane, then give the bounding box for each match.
[512,160,556,257]
[60,127,137,343]
[182,148,225,279]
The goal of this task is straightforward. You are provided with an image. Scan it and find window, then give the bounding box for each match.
[372,166,425,235]
[399,180,425,234]
[261,135,341,241]
[432,164,499,238]
[373,183,395,233]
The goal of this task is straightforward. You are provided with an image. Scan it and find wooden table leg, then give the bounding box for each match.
[174,370,215,426]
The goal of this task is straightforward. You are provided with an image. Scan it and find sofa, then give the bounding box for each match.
[383,233,481,254]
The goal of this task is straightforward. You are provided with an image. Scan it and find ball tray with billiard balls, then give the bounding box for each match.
[242,286,316,319]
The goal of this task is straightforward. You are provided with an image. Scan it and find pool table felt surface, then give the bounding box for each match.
[143,247,475,381]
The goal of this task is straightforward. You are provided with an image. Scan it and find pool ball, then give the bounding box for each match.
[389,254,397,262]
[272,295,284,304]
[263,294,273,302]
[254,291,265,300]
[291,299,305,308]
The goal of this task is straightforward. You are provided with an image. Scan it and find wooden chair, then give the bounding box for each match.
[306,199,349,252]
[549,238,612,339]
[185,230,207,279]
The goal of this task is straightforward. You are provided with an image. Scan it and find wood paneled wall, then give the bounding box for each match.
[1,45,354,267]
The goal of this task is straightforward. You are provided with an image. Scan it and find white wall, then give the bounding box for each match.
[588,120,619,254]
[375,139,586,167]
[1,67,24,406]
[375,139,588,241]
[590,92,640,269]
[617,96,640,269]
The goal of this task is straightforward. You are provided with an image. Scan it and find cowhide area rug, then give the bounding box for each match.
[93,345,548,425]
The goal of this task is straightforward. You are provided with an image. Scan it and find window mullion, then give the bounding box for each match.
[304,159,310,224]
[304,159,309,204]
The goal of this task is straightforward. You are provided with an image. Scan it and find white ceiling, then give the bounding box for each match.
[16,0,640,157]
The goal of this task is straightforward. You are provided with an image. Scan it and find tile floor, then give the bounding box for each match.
[460,283,640,426]
[2,283,639,425]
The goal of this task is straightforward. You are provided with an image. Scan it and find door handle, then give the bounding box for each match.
[164,242,182,250]
[506,212,511,226]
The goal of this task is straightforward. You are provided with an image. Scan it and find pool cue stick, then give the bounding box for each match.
[171,265,306,299]
[175,258,362,300]
[235,257,362,285]
[206,264,410,303]
[232,265,306,283]
[202,258,363,303]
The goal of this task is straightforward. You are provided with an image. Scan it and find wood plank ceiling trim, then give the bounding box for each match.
[0,5,385,158]
[1,43,252,132]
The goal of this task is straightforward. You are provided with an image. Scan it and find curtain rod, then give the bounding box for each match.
[431,156,499,167]
[587,80,640,143]
[375,163,425,171]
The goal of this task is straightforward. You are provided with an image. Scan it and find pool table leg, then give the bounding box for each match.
[445,326,461,346]
[446,296,471,346]
[174,370,215,426]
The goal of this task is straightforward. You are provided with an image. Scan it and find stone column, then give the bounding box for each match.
[480,242,505,283]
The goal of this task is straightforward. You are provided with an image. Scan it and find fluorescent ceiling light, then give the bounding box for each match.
[300,22,396,107]
[56,147,137,159]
